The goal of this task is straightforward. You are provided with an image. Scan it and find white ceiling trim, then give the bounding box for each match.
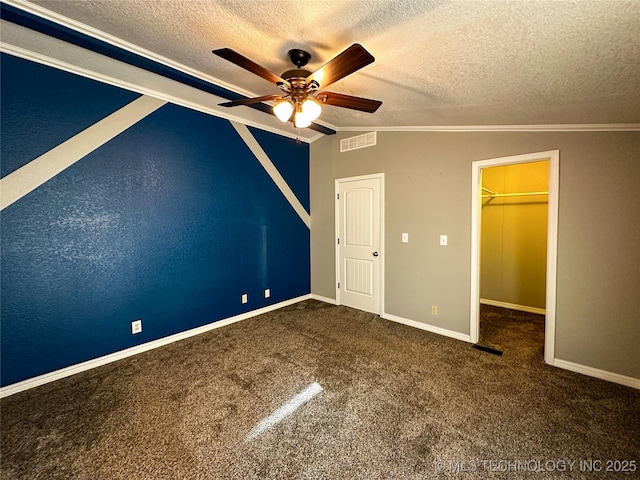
[6,0,257,101]
[1,21,318,143]
[338,124,640,133]
[6,0,638,135]
[3,0,326,141]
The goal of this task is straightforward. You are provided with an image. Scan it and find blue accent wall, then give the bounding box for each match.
[249,126,310,214]
[0,59,310,387]
[1,53,140,177]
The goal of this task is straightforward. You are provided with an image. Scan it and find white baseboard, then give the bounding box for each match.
[553,359,640,390]
[6,295,634,397]
[0,294,312,399]
[480,298,546,315]
[310,294,337,305]
[382,312,472,343]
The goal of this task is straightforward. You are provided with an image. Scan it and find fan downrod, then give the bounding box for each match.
[288,49,311,68]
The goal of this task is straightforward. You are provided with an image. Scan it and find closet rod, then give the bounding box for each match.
[481,187,548,198]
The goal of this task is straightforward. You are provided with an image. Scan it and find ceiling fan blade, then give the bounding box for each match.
[213,48,287,86]
[306,44,375,88]
[219,94,283,107]
[317,91,382,113]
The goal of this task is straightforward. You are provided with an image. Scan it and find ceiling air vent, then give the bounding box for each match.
[340,132,377,153]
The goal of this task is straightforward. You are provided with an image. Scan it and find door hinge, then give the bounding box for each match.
[337,282,340,289]
[337,238,340,244]
[337,193,339,200]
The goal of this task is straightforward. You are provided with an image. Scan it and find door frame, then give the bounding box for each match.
[335,173,385,314]
[470,150,559,365]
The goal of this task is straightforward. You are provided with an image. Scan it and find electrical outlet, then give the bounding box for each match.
[431,306,438,316]
[264,288,270,298]
[241,293,248,304]
[131,319,142,334]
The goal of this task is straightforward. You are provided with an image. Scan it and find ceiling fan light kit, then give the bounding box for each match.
[301,98,322,121]
[293,109,312,128]
[273,99,294,122]
[212,44,382,130]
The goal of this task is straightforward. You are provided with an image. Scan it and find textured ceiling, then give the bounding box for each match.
[20,0,640,129]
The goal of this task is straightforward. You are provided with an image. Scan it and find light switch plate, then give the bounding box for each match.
[402,233,409,243]
[440,235,448,246]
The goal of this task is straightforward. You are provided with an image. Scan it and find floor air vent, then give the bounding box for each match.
[340,132,377,152]
[473,345,503,356]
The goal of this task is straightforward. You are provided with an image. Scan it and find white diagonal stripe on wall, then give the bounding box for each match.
[231,121,311,229]
[0,95,167,210]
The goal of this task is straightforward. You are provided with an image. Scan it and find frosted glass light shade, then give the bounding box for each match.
[273,100,293,122]
[294,111,312,128]
[301,98,322,121]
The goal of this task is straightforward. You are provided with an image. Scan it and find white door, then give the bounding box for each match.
[337,175,382,314]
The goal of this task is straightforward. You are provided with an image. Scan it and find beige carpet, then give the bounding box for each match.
[1,300,639,479]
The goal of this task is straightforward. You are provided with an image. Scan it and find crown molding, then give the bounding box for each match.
[336,124,640,133]
[0,39,312,143]
[5,0,254,100]
[5,0,637,137]
[1,0,330,141]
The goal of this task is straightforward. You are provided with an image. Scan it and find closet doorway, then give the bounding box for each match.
[470,151,559,365]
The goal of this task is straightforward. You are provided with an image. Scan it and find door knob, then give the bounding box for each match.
[372,251,379,257]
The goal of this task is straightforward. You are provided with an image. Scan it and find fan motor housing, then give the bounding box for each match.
[281,69,312,81]
[288,49,311,68]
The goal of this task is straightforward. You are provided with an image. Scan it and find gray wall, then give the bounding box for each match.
[310,131,640,379]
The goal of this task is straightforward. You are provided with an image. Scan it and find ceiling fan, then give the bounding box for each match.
[212,44,382,129]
